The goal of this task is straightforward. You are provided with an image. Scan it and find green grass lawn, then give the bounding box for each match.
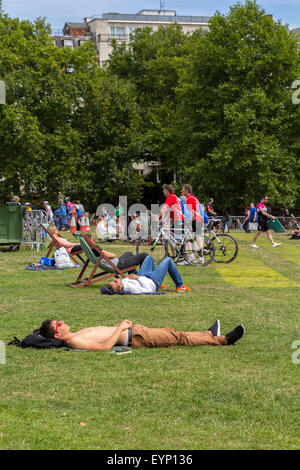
[0,231,299,450]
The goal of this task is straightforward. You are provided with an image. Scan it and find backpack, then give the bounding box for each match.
[8,329,66,349]
[39,256,55,266]
[60,205,67,218]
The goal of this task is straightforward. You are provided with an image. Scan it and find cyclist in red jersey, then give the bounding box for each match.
[181,184,204,264]
[159,185,184,258]
[181,185,202,228]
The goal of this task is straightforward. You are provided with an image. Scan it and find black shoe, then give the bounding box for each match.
[208,320,220,337]
[225,325,245,345]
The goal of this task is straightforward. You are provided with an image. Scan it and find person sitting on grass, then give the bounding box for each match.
[48,224,149,272]
[290,227,300,239]
[104,255,191,295]
[38,318,245,351]
[290,214,300,239]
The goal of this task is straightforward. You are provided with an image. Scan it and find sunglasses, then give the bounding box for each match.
[54,321,63,337]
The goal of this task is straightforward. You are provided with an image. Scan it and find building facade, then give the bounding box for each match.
[52,22,92,49]
[291,27,300,48]
[87,10,211,67]
[52,10,211,66]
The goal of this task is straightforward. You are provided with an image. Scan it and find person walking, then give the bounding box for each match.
[43,201,54,223]
[249,202,257,225]
[222,208,230,233]
[251,196,281,248]
[242,207,250,233]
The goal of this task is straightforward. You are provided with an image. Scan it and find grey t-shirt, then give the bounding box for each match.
[100,257,119,270]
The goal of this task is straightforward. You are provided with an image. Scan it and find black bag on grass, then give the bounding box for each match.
[8,329,66,349]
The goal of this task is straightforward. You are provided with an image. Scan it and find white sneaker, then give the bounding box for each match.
[177,260,189,266]
[189,253,196,260]
[272,243,281,247]
[251,244,259,248]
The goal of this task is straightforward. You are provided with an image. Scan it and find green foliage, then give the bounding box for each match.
[107,24,194,174]
[0,14,144,207]
[1,2,299,210]
[107,1,300,209]
[178,0,300,208]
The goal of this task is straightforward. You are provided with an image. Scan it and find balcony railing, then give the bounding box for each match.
[91,13,211,24]
[98,34,129,42]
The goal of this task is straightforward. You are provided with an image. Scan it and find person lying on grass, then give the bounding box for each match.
[48,224,148,272]
[39,319,245,351]
[104,255,191,295]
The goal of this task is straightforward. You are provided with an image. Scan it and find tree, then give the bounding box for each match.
[0,13,144,208]
[107,24,196,181]
[0,14,97,203]
[178,0,300,209]
[70,73,147,207]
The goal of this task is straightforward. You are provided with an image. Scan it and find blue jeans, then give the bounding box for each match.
[137,256,184,290]
[223,221,230,233]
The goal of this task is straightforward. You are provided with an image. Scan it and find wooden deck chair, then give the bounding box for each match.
[40,224,85,265]
[68,233,136,288]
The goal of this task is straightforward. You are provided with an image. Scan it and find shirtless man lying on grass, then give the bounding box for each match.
[39,319,245,351]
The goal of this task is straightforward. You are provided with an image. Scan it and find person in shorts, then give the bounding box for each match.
[159,185,184,258]
[251,196,281,248]
[179,184,204,265]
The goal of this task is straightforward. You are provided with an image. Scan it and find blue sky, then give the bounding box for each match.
[2,0,300,30]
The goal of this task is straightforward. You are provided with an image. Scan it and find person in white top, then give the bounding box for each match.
[122,275,156,295]
[43,201,54,223]
[104,255,191,294]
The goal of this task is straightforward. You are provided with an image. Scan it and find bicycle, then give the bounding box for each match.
[137,225,215,267]
[206,219,238,263]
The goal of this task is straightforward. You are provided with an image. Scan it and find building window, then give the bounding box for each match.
[110,26,126,39]
[63,39,73,49]
[128,27,136,36]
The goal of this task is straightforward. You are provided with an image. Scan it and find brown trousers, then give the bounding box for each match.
[131,324,227,348]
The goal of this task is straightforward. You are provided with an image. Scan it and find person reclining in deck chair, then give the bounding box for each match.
[38,318,245,351]
[104,255,191,295]
[48,224,149,272]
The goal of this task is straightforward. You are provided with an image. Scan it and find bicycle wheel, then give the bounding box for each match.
[211,233,238,263]
[184,235,215,267]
